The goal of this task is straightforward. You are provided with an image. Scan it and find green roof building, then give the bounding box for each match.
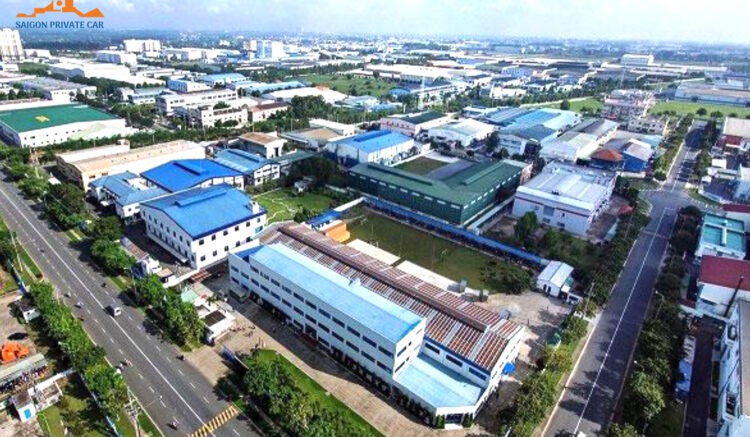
[0,103,126,148]
[349,159,531,224]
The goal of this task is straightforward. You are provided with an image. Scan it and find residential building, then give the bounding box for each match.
[228,224,525,425]
[380,112,453,137]
[142,159,244,193]
[627,115,670,135]
[123,39,161,53]
[156,89,237,116]
[17,77,97,103]
[0,29,24,62]
[350,160,530,224]
[589,148,625,171]
[235,132,286,159]
[56,140,205,189]
[174,103,248,128]
[214,149,280,186]
[601,89,655,121]
[95,50,137,66]
[695,213,746,260]
[327,130,414,166]
[425,119,494,148]
[512,162,617,236]
[696,256,750,318]
[716,299,750,436]
[88,171,168,223]
[0,103,128,148]
[141,184,266,270]
[250,102,290,122]
[122,87,170,105]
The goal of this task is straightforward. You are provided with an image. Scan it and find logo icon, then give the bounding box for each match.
[17,0,104,18]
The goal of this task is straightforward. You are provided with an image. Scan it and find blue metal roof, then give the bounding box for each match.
[307,210,342,228]
[241,243,423,343]
[142,159,242,193]
[332,130,411,153]
[89,171,168,206]
[198,73,246,82]
[394,354,483,409]
[141,184,263,239]
[214,149,270,174]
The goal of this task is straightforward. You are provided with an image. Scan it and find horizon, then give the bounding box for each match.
[1,0,749,45]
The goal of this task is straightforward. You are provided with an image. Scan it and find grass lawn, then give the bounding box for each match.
[646,401,684,437]
[345,208,506,292]
[395,157,448,175]
[254,189,336,223]
[539,97,603,113]
[688,188,722,206]
[291,73,395,98]
[622,176,660,191]
[651,100,750,118]
[38,375,125,437]
[254,349,383,437]
[65,228,86,242]
[0,267,18,293]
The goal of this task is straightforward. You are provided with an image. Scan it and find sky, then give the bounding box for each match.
[2,0,750,43]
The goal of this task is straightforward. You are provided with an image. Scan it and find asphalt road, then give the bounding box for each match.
[0,176,257,437]
[544,126,708,436]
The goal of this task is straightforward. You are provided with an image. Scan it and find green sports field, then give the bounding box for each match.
[290,73,395,97]
[254,188,335,223]
[395,157,448,175]
[650,100,750,118]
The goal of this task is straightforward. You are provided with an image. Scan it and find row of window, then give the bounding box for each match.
[423,341,487,381]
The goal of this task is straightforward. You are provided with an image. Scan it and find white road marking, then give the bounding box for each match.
[574,207,673,433]
[232,429,240,436]
[148,386,155,394]
[138,373,144,380]
[0,185,210,427]
[177,369,183,376]
[160,400,167,408]
[118,348,124,355]
[189,382,196,389]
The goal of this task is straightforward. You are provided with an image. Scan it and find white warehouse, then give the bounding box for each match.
[512,162,616,236]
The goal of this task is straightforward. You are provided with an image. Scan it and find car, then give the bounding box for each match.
[107,306,122,317]
[7,332,28,341]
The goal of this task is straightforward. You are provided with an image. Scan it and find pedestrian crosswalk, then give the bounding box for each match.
[189,405,239,437]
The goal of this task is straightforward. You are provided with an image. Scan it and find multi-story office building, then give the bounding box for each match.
[627,115,670,135]
[254,40,286,59]
[123,39,162,53]
[228,224,525,426]
[141,184,266,270]
[156,89,237,115]
[0,29,24,62]
[167,79,211,94]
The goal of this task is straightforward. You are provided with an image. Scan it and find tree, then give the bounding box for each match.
[134,275,164,307]
[670,230,696,256]
[90,240,134,275]
[710,110,724,119]
[696,107,707,116]
[18,176,48,199]
[92,216,123,242]
[560,99,571,110]
[514,211,539,244]
[607,422,640,437]
[498,147,510,160]
[627,371,665,425]
[485,131,500,154]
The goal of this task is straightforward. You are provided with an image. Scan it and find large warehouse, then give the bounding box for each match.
[349,159,531,224]
[228,224,524,425]
[0,103,128,148]
[512,162,616,236]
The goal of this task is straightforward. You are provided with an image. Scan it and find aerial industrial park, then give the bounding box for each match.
[0,1,748,437]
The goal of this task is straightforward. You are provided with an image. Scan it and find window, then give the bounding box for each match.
[200,255,206,261]
[271,279,280,287]
[211,235,216,241]
[305,301,317,310]
[224,246,229,252]
[376,361,388,371]
[251,279,259,286]
[270,291,280,300]
[260,285,269,292]
[346,341,359,353]
[305,314,315,323]
[469,368,487,380]
[318,323,330,333]
[282,286,292,294]
[397,346,408,357]
[282,299,292,307]
[347,326,360,337]
[361,351,374,362]
[424,343,440,354]
[223,230,229,236]
[332,332,343,342]
[332,317,345,328]
[293,307,303,316]
[234,225,239,231]
[318,309,330,318]
[378,346,393,358]
[395,361,406,373]
[362,336,376,348]
[293,292,303,301]
[445,355,463,367]
[212,250,218,257]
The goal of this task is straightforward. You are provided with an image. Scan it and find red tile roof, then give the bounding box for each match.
[698,255,750,292]
[724,204,750,214]
[591,148,623,162]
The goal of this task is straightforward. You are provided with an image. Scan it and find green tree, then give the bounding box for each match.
[696,107,707,116]
[627,371,665,425]
[560,99,571,110]
[90,240,134,274]
[485,130,500,154]
[514,211,539,244]
[607,422,640,437]
[18,176,49,199]
[92,216,123,242]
